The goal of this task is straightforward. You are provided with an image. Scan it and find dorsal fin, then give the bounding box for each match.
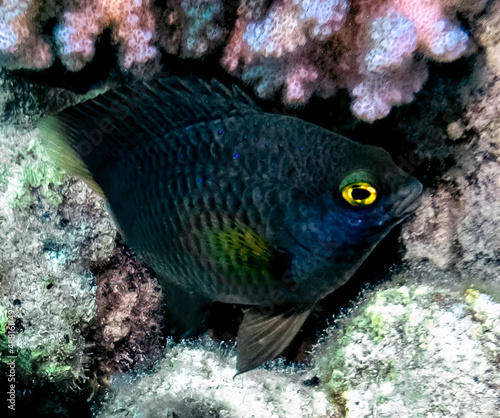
[38,75,262,184]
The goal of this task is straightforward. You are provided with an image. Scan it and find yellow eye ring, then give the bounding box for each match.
[342,182,377,207]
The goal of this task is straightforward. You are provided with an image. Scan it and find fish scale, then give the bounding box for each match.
[39,75,422,373]
[103,117,299,302]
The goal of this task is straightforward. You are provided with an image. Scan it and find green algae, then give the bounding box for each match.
[0,135,65,209]
[13,139,65,208]
[317,282,500,417]
[0,301,79,383]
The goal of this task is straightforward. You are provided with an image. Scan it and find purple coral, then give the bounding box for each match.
[0,0,477,121]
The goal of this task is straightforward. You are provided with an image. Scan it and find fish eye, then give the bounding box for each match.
[341,182,377,206]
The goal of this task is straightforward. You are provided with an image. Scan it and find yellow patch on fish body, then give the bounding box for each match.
[196,219,274,286]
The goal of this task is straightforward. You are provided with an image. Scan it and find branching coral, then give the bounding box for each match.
[54,0,158,71]
[224,0,474,121]
[0,0,482,122]
[0,0,54,69]
[223,0,348,104]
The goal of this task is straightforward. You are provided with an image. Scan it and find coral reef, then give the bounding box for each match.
[93,244,163,377]
[0,124,165,394]
[400,0,500,291]
[0,0,54,70]
[159,0,227,58]
[314,270,500,417]
[0,0,157,72]
[55,0,157,72]
[0,125,116,386]
[223,0,476,121]
[1,1,500,416]
[98,339,334,418]
[0,0,484,121]
[97,266,500,418]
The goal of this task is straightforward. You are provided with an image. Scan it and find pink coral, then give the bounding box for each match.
[0,0,53,69]
[223,0,348,104]
[0,0,479,122]
[55,0,157,71]
[223,0,473,122]
[400,0,470,61]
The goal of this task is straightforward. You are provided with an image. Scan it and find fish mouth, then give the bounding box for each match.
[393,180,423,218]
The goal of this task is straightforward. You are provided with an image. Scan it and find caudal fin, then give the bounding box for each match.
[38,116,104,196]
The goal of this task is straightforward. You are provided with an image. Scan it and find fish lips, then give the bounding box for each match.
[392,179,423,219]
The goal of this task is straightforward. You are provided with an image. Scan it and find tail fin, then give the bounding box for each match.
[38,115,104,196]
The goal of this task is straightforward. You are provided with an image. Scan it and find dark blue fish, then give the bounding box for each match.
[39,75,422,373]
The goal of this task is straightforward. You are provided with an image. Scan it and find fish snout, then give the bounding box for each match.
[392,179,423,218]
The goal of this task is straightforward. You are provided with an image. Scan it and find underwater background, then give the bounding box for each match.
[1,0,500,416]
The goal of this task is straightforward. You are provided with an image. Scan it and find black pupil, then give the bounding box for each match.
[352,187,371,200]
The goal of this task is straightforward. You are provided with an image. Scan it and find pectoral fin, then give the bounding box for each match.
[235,305,313,375]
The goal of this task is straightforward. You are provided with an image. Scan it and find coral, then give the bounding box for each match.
[2,2,500,415]
[0,0,482,121]
[0,0,227,73]
[98,271,500,418]
[399,1,500,290]
[0,115,164,391]
[0,298,88,384]
[223,0,346,105]
[0,127,167,401]
[93,244,163,377]
[0,0,158,72]
[223,0,475,121]
[0,0,54,69]
[54,0,158,72]
[315,275,500,417]
[98,339,335,418]
[158,0,227,58]
[0,125,117,386]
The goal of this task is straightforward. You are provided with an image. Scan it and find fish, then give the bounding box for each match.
[38,75,423,374]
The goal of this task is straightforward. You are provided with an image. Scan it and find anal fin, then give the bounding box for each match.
[235,305,313,375]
